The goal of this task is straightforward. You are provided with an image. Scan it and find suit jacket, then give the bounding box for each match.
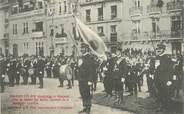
[78,54,94,82]
[154,54,174,83]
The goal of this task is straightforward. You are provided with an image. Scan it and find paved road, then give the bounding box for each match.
[1,78,134,114]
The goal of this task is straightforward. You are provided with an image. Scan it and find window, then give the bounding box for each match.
[64,1,67,13]
[60,24,64,34]
[152,18,159,34]
[133,20,141,34]
[12,6,18,14]
[86,9,91,22]
[38,1,43,9]
[171,16,182,37]
[13,24,18,35]
[34,22,43,32]
[23,23,26,34]
[23,22,28,34]
[111,25,117,33]
[111,5,117,19]
[59,4,62,14]
[110,25,117,42]
[26,22,28,33]
[134,0,141,7]
[98,7,103,21]
[97,26,104,36]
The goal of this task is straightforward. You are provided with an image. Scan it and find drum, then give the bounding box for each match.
[20,68,26,76]
[28,68,35,75]
[59,64,73,80]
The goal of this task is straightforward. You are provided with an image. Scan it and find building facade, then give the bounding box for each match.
[79,0,184,54]
[79,0,124,53]
[0,0,10,57]
[1,0,77,57]
[125,0,184,55]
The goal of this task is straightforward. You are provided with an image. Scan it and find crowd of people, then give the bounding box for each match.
[0,43,183,114]
[99,44,183,111]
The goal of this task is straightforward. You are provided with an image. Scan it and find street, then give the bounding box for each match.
[1,78,134,114]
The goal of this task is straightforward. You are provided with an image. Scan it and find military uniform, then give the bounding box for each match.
[8,60,16,87]
[36,57,45,88]
[15,60,22,85]
[23,59,31,84]
[45,59,52,78]
[104,57,116,96]
[0,58,6,92]
[154,44,175,109]
[78,53,94,114]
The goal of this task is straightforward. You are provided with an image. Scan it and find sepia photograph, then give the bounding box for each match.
[0,0,184,114]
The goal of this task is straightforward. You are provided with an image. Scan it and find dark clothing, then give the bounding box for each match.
[0,59,6,92]
[53,63,60,78]
[154,54,175,108]
[46,61,53,78]
[15,62,22,84]
[78,54,95,110]
[35,59,45,88]
[23,60,31,84]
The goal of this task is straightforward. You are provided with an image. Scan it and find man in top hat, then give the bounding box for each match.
[77,43,95,114]
[154,43,175,110]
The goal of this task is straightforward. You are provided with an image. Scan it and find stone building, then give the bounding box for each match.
[1,0,77,57]
[79,0,184,54]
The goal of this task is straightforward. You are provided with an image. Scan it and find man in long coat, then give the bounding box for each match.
[154,43,175,110]
[77,43,95,114]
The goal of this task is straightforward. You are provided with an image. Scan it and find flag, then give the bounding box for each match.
[75,16,108,60]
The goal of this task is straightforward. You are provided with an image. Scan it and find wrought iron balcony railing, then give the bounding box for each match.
[98,15,103,21]
[123,30,184,41]
[147,5,161,14]
[55,33,67,38]
[167,1,183,11]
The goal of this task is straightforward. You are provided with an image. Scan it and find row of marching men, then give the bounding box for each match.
[0,56,45,89]
[0,54,81,91]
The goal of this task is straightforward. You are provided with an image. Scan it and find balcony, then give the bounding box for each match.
[80,0,121,6]
[147,5,161,15]
[110,33,117,42]
[129,6,143,17]
[124,30,183,42]
[55,33,67,38]
[11,8,45,17]
[32,29,44,38]
[171,30,184,38]
[19,7,35,13]
[86,17,91,22]
[98,15,103,21]
[98,32,105,37]
[54,37,67,44]
[167,1,183,12]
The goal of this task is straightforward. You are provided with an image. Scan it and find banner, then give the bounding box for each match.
[75,17,107,60]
